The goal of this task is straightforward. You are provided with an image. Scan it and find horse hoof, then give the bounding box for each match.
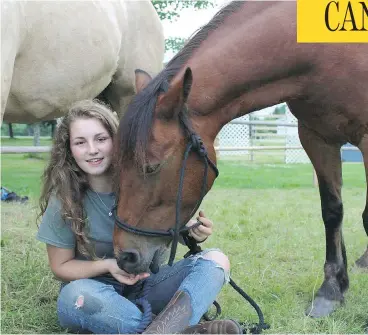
[305,297,341,318]
[355,248,368,268]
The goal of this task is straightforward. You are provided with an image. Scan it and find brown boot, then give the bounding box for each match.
[143,290,192,334]
[181,319,243,334]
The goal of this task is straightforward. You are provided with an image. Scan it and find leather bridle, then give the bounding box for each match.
[112,82,269,335]
[112,116,219,266]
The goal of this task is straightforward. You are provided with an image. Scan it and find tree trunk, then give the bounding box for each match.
[51,120,56,138]
[33,123,41,146]
[8,123,14,138]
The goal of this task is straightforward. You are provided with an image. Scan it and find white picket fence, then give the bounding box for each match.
[216,105,359,163]
[217,106,305,162]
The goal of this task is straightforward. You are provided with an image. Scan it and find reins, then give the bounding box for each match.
[182,232,270,334]
[113,95,269,333]
[112,124,219,266]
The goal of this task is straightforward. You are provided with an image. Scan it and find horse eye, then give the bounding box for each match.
[144,163,160,175]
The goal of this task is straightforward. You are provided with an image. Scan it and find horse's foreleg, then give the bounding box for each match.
[298,123,348,318]
[356,136,368,268]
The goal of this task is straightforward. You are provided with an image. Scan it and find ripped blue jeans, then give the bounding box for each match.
[57,249,230,334]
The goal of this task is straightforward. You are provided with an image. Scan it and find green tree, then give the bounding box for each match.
[152,0,214,53]
[273,105,286,115]
[165,37,187,53]
[152,1,214,21]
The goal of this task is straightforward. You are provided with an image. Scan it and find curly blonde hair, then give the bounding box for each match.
[39,99,119,257]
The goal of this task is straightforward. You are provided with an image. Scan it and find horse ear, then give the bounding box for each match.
[135,69,152,93]
[182,67,193,103]
[156,67,193,120]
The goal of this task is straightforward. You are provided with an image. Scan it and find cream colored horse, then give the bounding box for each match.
[1,0,164,123]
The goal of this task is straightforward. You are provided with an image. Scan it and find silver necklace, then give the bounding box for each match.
[94,191,113,217]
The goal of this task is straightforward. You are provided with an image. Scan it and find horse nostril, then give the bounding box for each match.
[118,249,140,271]
[121,251,139,263]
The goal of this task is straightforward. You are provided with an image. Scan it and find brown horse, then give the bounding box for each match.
[113,1,368,318]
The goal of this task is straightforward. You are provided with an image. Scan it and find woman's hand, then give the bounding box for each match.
[186,210,213,242]
[105,259,150,285]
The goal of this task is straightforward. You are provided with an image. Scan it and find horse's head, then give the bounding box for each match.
[113,68,219,274]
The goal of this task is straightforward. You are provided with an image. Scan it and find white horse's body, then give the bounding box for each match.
[1,0,164,123]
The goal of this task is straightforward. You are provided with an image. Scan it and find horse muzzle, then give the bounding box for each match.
[116,248,141,274]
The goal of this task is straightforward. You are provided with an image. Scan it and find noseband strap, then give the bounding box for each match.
[113,128,219,266]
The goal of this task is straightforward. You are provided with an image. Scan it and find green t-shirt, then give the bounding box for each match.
[36,190,116,260]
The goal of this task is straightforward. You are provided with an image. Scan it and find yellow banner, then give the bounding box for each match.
[297,0,368,42]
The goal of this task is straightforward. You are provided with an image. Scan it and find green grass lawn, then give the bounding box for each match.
[1,137,53,146]
[1,151,367,333]
[1,154,49,199]
[216,159,365,189]
[1,153,365,200]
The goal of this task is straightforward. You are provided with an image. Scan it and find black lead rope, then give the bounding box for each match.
[112,133,218,266]
[112,110,267,333]
[229,279,270,334]
[182,233,270,334]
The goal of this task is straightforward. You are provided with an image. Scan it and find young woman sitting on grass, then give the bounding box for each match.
[36,99,241,334]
